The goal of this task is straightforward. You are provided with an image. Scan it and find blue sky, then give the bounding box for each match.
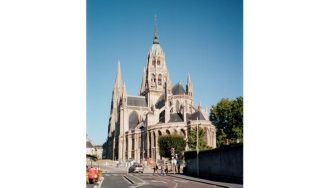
[87,0,243,145]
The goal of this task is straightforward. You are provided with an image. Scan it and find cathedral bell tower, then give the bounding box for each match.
[140,16,172,107]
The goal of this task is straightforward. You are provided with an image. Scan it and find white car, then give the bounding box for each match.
[128,163,144,173]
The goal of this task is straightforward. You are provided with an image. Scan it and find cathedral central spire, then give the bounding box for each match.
[114,60,122,89]
[153,15,160,44]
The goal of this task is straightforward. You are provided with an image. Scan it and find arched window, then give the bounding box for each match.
[152,58,156,66]
[157,60,161,66]
[166,129,170,135]
[158,74,162,85]
[180,129,186,137]
[153,132,156,147]
[159,110,165,123]
[151,74,156,84]
[129,111,139,130]
[176,100,180,112]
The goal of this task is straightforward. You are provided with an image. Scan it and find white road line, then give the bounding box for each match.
[173,182,178,188]
[125,174,148,188]
[173,179,188,183]
[122,175,134,185]
[151,180,167,183]
[130,174,147,185]
[97,177,104,188]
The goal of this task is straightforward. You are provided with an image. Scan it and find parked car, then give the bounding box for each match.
[128,163,144,173]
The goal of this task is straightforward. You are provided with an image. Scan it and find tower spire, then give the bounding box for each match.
[114,60,122,88]
[139,66,147,95]
[153,15,160,44]
[122,82,126,98]
[186,72,193,97]
[187,72,191,84]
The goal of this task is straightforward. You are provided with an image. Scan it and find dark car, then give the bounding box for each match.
[128,163,144,173]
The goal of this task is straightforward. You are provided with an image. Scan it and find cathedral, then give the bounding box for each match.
[103,21,217,162]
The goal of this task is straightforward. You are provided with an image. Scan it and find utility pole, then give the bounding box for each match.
[196,117,199,177]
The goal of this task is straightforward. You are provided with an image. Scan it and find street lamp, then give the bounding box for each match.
[139,126,145,163]
[196,117,200,177]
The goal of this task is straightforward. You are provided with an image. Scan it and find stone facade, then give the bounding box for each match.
[103,23,216,162]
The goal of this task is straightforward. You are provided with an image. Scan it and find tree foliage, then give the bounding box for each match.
[187,127,211,151]
[158,134,186,158]
[210,96,243,147]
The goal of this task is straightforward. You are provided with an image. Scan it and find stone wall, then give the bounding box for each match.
[184,144,243,183]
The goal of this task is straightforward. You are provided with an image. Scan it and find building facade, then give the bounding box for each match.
[103,23,216,162]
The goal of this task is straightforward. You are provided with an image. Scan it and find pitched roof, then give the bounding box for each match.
[169,113,184,122]
[186,111,206,121]
[86,141,93,148]
[127,96,148,107]
[172,83,185,95]
[155,99,165,109]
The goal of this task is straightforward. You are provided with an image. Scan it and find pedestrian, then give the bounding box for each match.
[172,157,177,174]
[165,163,168,175]
[160,165,164,176]
[153,163,158,175]
[177,160,181,174]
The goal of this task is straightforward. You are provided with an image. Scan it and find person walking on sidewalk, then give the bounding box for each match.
[160,164,165,176]
[153,163,159,175]
[165,163,169,175]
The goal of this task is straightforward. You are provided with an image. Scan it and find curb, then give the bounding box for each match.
[168,174,230,188]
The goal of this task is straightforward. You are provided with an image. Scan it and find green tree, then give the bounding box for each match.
[187,127,211,151]
[158,134,186,158]
[210,96,243,147]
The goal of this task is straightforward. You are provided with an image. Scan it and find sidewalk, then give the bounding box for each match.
[168,174,243,188]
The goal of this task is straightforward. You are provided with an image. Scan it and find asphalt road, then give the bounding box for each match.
[87,163,242,188]
[91,173,232,188]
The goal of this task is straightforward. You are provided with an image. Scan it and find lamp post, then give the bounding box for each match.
[196,117,200,177]
[139,126,145,163]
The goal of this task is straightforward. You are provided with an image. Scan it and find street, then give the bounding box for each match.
[100,173,220,188]
[86,162,242,188]
[87,172,243,188]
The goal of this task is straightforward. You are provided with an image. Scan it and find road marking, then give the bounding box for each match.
[123,175,135,185]
[151,180,167,183]
[173,179,188,183]
[104,174,110,176]
[97,177,104,188]
[130,174,147,185]
[174,182,178,188]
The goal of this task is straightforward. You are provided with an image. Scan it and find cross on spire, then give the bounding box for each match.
[153,15,160,44]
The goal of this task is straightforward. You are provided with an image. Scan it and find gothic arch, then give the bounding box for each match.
[203,127,208,142]
[166,129,170,135]
[158,74,162,85]
[180,129,186,138]
[153,131,157,147]
[176,100,180,112]
[151,73,156,84]
[129,111,139,130]
[159,110,165,123]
